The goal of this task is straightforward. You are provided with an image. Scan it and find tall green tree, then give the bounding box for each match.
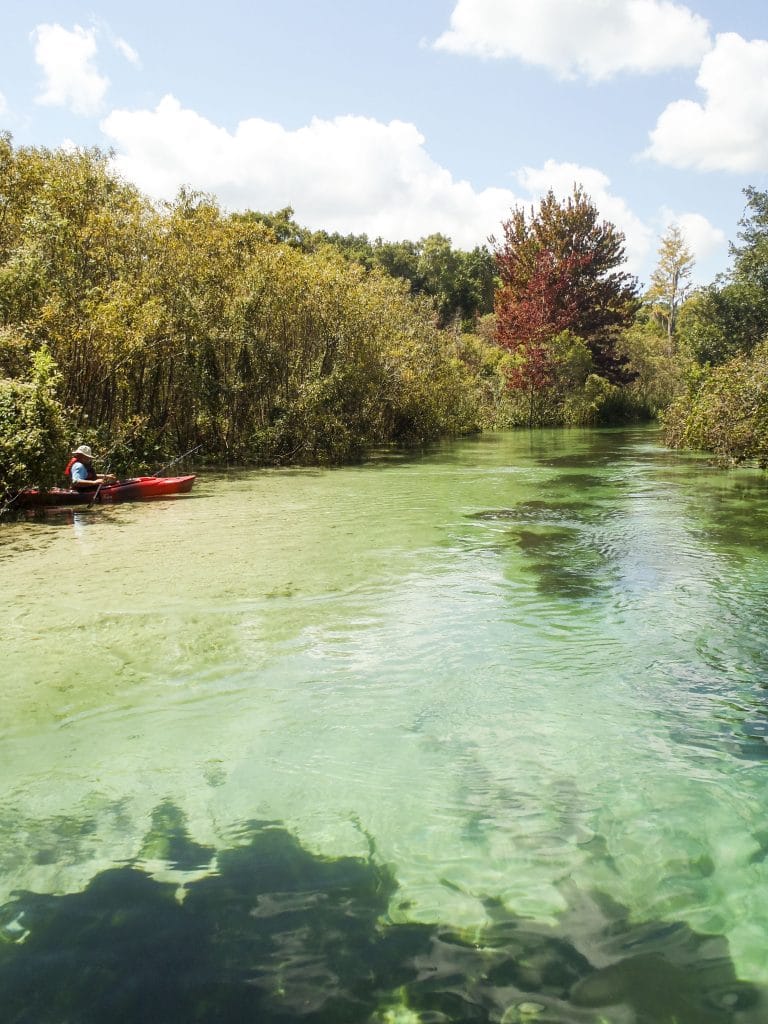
[731,185,768,290]
[492,186,640,383]
[677,188,768,367]
[231,217,495,330]
[413,234,494,327]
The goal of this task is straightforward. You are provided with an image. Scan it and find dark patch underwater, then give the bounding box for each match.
[0,802,764,1023]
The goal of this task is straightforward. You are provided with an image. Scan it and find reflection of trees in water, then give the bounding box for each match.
[0,802,762,1023]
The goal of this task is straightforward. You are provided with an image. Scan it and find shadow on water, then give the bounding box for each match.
[470,501,593,526]
[511,526,613,600]
[545,474,607,490]
[0,802,763,1024]
[468,501,618,601]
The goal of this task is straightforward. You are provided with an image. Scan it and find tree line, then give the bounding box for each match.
[1,132,766,503]
[0,137,491,496]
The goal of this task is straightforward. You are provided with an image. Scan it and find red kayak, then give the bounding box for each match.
[13,475,196,508]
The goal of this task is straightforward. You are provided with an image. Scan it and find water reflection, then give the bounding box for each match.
[0,804,762,1024]
[0,507,110,560]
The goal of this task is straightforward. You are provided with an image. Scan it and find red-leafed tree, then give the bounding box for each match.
[496,249,582,424]
[493,186,640,386]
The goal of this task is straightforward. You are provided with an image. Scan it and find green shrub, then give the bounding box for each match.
[663,340,768,466]
[0,347,69,498]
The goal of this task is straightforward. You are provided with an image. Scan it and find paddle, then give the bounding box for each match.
[86,458,116,509]
[151,444,203,477]
[86,478,105,509]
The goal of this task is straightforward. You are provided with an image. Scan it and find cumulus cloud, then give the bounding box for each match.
[32,23,109,115]
[662,210,726,263]
[647,33,768,172]
[100,95,722,284]
[434,0,711,80]
[101,95,518,248]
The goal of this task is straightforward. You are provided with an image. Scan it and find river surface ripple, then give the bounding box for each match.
[2,426,768,1021]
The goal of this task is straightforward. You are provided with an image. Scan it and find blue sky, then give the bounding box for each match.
[2,0,767,287]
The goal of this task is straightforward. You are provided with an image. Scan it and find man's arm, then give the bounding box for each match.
[70,463,114,489]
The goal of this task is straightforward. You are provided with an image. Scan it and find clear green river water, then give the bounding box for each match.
[2,426,768,1023]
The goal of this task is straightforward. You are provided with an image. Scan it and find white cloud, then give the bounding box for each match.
[647,33,768,172]
[434,0,711,80]
[32,23,109,116]
[113,36,141,66]
[101,95,518,248]
[0,92,6,116]
[101,95,724,286]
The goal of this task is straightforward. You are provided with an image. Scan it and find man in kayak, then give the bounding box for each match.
[68,445,117,490]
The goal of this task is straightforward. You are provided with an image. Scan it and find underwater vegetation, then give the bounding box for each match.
[0,802,763,1023]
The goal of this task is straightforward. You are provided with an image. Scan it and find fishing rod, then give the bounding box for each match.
[151,443,203,477]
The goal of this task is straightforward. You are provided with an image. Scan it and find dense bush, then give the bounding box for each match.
[661,188,768,467]
[616,315,692,417]
[663,341,768,467]
[0,347,69,499]
[0,138,484,491]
